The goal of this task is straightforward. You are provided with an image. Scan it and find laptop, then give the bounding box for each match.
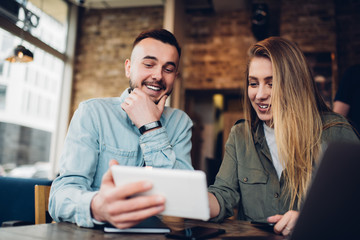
[224,141,360,240]
[289,141,360,240]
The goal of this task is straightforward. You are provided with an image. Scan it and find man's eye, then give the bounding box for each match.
[164,68,174,73]
[144,63,153,68]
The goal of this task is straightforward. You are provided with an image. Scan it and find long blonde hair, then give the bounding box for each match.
[244,37,331,210]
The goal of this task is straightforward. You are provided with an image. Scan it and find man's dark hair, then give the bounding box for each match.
[133,29,181,57]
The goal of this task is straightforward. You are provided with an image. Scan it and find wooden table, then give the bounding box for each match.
[0,218,285,240]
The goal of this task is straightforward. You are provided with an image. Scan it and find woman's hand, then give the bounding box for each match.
[267,210,299,236]
[208,192,220,218]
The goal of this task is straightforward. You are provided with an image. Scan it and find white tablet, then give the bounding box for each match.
[111,165,210,221]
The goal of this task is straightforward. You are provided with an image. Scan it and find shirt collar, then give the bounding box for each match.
[119,88,131,104]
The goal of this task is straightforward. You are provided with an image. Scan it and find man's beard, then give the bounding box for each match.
[129,80,135,92]
[128,79,172,104]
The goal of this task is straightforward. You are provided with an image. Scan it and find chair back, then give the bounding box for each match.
[34,185,51,224]
[0,177,52,227]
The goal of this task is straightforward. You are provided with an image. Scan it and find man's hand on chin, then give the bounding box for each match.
[121,88,167,128]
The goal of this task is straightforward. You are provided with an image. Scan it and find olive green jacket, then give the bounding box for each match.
[208,112,359,222]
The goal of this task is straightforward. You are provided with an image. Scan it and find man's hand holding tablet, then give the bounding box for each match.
[90,160,166,229]
[111,165,210,221]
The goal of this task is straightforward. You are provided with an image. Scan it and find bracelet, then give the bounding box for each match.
[138,121,162,135]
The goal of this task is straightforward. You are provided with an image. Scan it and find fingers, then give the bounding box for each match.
[271,210,299,236]
[267,214,282,223]
[121,89,139,110]
[101,159,120,187]
[106,194,165,229]
[109,178,165,210]
[128,88,145,101]
[101,164,116,186]
[116,181,153,198]
[121,88,161,127]
[107,160,155,199]
[93,159,166,226]
[112,194,165,213]
[109,159,119,167]
[93,178,165,225]
[110,204,165,229]
[157,95,168,112]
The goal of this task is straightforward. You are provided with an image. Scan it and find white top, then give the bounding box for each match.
[263,123,283,179]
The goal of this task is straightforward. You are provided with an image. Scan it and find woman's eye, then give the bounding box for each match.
[249,82,258,87]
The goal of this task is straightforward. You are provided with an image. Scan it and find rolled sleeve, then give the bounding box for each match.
[139,113,194,170]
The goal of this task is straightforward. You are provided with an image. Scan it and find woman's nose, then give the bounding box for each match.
[256,85,270,99]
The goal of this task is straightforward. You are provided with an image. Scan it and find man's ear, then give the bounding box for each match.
[125,59,131,78]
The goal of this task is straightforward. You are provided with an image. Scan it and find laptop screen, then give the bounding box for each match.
[289,141,360,240]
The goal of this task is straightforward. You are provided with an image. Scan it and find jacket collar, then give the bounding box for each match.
[253,121,265,144]
[253,121,272,161]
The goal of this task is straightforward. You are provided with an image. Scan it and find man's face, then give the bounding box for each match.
[125,38,179,103]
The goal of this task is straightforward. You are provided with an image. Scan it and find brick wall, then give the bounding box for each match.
[71,7,163,114]
[182,9,255,90]
[182,0,339,91]
[280,0,336,53]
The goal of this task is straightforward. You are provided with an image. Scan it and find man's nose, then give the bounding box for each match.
[151,67,163,81]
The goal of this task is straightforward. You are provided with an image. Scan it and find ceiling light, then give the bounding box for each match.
[6,45,34,63]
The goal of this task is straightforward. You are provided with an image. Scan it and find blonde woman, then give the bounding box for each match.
[208,37,359,236]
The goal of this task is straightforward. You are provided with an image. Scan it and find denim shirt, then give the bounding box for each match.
[49,89,193,227]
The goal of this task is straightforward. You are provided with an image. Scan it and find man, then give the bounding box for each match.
[333,64,360,134]
[49,29,193,229]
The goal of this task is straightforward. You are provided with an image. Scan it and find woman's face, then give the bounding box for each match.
[248,57,273,126]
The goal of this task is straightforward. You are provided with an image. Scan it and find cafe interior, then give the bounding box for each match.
[0,0,359,238]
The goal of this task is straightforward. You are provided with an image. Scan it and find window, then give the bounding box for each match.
[0,0,76,179]
[0,85,6,109]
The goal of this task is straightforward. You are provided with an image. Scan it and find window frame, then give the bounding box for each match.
[0,3,78,179]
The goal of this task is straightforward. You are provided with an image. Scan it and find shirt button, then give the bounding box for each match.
[243,177,248,182]
[274,193,279,198]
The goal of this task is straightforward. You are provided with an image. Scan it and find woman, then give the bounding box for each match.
[208,37,359,236]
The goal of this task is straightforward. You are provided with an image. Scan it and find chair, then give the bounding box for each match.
[34,185,51,224]
[0,177,52,227]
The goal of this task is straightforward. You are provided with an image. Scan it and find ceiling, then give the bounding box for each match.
[68,0,248,12]
[72,0,164,9]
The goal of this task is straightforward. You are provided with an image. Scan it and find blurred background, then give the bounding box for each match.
[0,0,359,184]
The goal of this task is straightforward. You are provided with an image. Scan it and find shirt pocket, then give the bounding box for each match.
[102,144,139,165]
[93,144,140,188]
[238,168,269,220]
